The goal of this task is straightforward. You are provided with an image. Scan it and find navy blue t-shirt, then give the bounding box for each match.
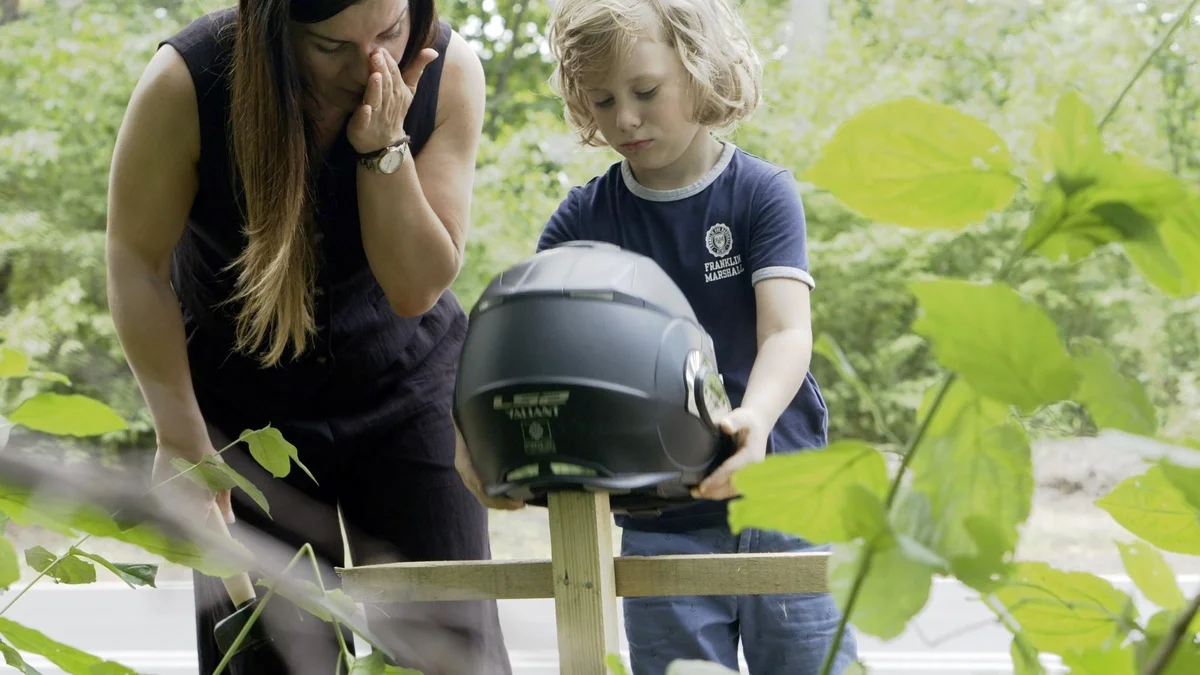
[537,142,830,532]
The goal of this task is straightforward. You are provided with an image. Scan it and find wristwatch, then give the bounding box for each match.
[358,134,410,174]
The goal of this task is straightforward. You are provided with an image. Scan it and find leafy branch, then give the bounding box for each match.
[1100,0,1200,130]
[0,347,405,674]
[0,427,256,618]
[813,5,1198,668]
[1143,588,1200,675]
[817,373,954,673]
[727,2,1200,673]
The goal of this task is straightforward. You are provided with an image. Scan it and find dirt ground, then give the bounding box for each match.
[1017,431,1200,574]
[7,430,1199,584]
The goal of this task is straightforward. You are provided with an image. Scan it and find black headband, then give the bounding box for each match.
[289,0,358,23]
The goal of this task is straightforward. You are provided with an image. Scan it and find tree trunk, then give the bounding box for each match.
[484,0,532,136]
[0,0,18,24]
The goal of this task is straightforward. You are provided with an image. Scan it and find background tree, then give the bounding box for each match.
[0,0,1196,460]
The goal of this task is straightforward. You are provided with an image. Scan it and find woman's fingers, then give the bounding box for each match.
[367,71,383,111]
[373,52,392,108]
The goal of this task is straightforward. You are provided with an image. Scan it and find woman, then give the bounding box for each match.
[104,0,511,672]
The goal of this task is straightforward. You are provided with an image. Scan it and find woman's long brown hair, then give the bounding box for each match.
[225,0,439,367]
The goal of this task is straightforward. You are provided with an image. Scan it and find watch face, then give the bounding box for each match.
[379,149,403,174]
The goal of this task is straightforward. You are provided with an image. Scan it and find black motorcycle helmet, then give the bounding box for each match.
[453,241,734,514]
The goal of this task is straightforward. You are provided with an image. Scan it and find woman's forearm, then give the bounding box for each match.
[107,247,211,461]
[357,157,461,317]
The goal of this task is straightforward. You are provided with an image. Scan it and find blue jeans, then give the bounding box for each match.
[620,526,858,675]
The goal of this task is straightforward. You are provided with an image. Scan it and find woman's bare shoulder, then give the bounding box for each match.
[106,45,202,261]
[122,44,202,163]
[431,29,486,129]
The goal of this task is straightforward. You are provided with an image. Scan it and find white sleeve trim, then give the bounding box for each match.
[752,266,815,289]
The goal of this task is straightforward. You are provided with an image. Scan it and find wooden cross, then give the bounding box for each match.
[337,491,829,674]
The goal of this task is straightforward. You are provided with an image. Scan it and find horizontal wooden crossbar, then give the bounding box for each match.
[336,551,829,603]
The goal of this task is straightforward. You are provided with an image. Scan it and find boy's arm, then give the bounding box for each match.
[696,170,816,500]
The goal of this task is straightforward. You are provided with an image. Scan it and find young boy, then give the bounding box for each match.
[532,0,861,672]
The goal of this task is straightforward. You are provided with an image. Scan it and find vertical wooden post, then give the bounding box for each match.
[547,490,620,674]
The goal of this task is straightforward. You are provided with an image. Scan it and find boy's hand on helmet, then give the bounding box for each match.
[693,407,768,500]
[454,424,525,511]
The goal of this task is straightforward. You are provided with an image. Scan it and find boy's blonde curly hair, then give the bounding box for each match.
[547,0,763,147]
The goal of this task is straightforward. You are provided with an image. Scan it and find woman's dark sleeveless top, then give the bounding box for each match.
[160,9,466,420]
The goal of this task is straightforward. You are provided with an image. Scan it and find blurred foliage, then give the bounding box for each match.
[1,0,1198,459]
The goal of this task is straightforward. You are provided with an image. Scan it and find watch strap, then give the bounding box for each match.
[358,134,411,171]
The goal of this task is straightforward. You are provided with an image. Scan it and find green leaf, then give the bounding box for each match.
[813,333,861,387]
[23,546,96,585]
[1010,636,1045,675]
[1046,91,1106,193]
[813,333,891,439]
[1137,610,1200,674]
[1027,91,1105,199]
[347,650,422,674]
[26,372,71,386]
[1022,181,1070,256]
[69,549,157,589]
[1073,339,1158,436]
[1095,466,1200,554]
[0,640,43,675]
[107,523,249,579]
[1164,437,1200,452]
[1158,214,1200,296]
[0,482,253,578]
[841,484,890,543]
[918,377,1012,438]
[242,427,316,484]
[728,439,889,543]
[0,534,19,592]
[170,456,270,517]
[1060,642,1137,674]
[605,653,630,675]
[910,379,1031,584]
[950,516,1015,591]
[169,456,237,494]
[1116,540,1184,611]
[1113,207,1189,297]
[8,394,128,437]
[0,415,13,451]
[828,535,936,640]
[993,562,1133,654]
[212,463,270,518]
[889,490,953,572]
[1160,458,1200,516]
[88,663,139,675]
[909,280,1079,411]
[1026,152,1200,297]
[0,618,135,674]
[802,97,1020,229]
[1075,155,1196,233]
[256,578,361,624]
[0,348,30,378]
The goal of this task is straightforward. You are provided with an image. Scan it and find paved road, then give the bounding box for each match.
[0,575,1188,674]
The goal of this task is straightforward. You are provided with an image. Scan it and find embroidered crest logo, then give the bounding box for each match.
[705,223,733,258]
